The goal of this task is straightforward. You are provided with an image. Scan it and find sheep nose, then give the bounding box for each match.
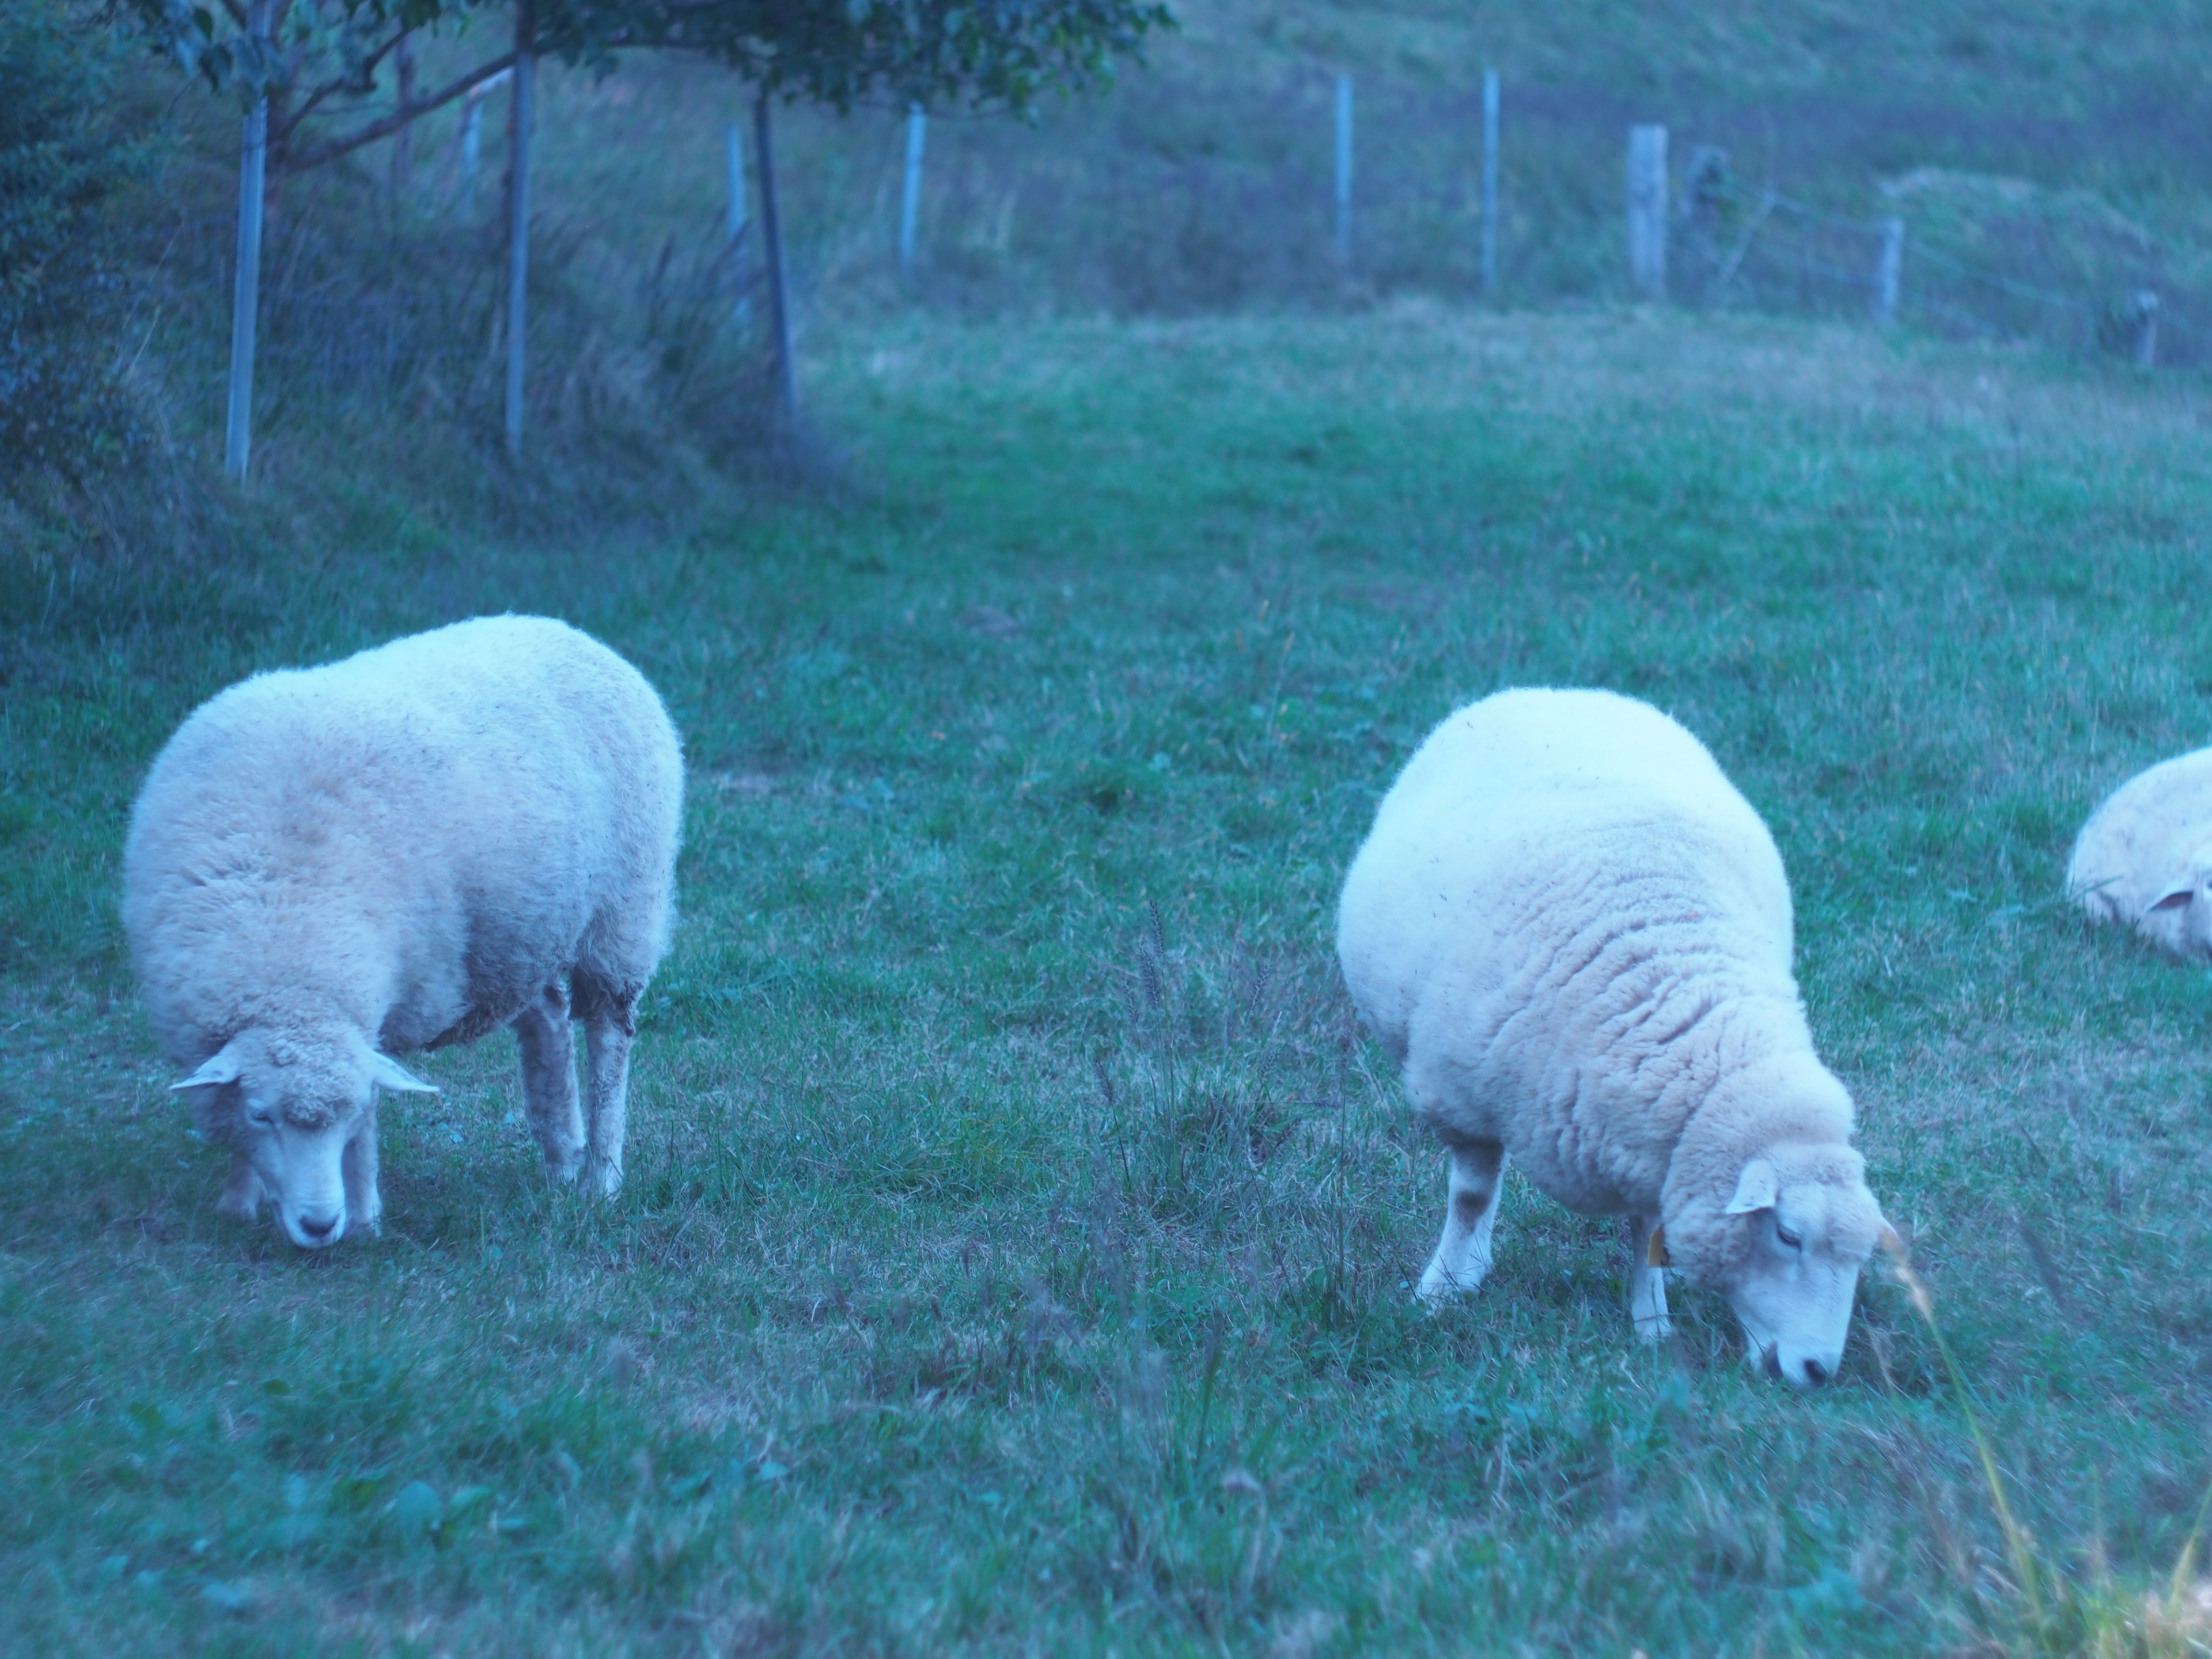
[1800,1358,1830,1389]
[295,1211,340,1244]
[1761,1346,1783,1381]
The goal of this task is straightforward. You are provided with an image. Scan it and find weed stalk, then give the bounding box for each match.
[1884,1234,2047,1633]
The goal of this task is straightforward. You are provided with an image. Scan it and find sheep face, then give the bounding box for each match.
[2139,861,2212,959]
[170,1029,435,1249]
[1707,1142,1886,1389]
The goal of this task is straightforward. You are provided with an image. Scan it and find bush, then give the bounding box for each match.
[0,11,149,474]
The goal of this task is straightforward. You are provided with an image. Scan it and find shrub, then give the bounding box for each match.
[0,10,149,474]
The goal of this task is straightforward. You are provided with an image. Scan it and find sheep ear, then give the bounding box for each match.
[1876,1222,1906,1258]
[1725,1158,1778,1215]
[2148,882,2195,914]
[170,1042,244,1093]
[370,1054,439,1094]
[1646,1225,1671,1268]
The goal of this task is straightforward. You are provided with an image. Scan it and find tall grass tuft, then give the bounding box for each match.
[1888,1238,2212,1657]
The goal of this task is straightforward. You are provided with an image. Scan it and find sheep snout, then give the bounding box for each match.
[1728,1252,1863,1390]
[243,1118,356,1251]
[1754,1340,1836,1391]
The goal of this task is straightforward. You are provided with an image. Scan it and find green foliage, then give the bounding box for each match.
[0,11,147,473]
[119,0,442,101]
[119,0,1172,131]
[538,0,1177,112]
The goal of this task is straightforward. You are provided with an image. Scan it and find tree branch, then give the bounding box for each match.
[271,25,411,146]
[275,52,518,175]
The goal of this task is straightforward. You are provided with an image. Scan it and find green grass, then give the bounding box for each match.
[10,304,2212,1654]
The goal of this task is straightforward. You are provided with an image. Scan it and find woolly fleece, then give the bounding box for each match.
[123,615,682,1233]
[1336,688,1884,1359]
[2066,745,2212,960]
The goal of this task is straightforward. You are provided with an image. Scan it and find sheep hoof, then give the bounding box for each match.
[1633,1316,1674,1345]
[1416,1259,1487,1304]
[583,1162,623,1201]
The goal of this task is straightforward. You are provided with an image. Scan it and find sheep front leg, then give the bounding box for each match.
[217,1155,264,1222]
[1627,1215,1672,1342]
[573,972,639,1200]
[1418,1139,1506,1302]
[513,982,585,1183]
[344,1103,382,1236]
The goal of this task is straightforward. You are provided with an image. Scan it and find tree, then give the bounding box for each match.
[120,0,1172,463]
[121,0,1172,174]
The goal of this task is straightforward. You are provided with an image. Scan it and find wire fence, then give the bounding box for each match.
[1692,183,2197,364]
[142,60,2212,448]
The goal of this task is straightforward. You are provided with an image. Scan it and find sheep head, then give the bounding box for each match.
[2139,853,2212,959]
[1665,1141,1888,1389]
[170,1027,435,1249]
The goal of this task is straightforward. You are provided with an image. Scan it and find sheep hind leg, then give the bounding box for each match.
[1627,1215,1672,1343]
[513,982,585,1184]
[1418,1139,1506,1302]
[573,970,639,1201]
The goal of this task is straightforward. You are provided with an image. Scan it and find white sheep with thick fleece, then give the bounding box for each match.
[2066,746,2212,960]
[123,615,683,1249]
[1336,687,1892,1388]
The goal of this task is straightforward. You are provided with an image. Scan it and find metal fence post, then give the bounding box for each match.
[461,93,484,186]
[899,105,926,278]
[1480,67,1500,297]
[1334,74,1354,265]
[1626,123,1668,301]
[224,0,272,483]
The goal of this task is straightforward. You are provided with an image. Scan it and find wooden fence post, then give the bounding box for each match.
[1334,74,1354,265]
[753,87,798,428]
[224,0,271,483]
[2134,290,2160,367]
[899,105,926,278]
[1480,67,1499,297]
[1872,217,1904,325]
[503,1,535,458]
[1626,124,1667,300]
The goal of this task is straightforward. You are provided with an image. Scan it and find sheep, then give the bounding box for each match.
[123,615,683,1250]
[1336,687,1892,1388]
[2066,747,2212,960]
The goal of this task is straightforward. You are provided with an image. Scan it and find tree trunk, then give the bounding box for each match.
[504,2,535,457]
[390,32,416,192]
[753,86,798,430]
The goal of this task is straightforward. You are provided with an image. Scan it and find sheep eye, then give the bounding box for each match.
[1774,1221,1804,1250]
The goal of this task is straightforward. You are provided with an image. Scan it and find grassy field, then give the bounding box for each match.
[9,304,2212,1655]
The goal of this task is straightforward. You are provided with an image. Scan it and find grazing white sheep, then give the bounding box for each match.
[2066,747,2212,960]
[1336,688,1892,1388]
[123,615,683,1249]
